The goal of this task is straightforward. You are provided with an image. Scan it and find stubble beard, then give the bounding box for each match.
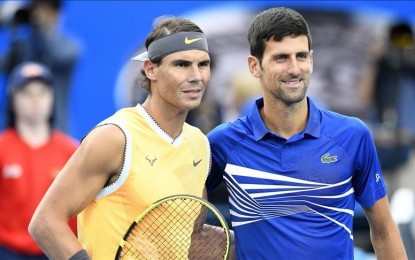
[274,79,308,107]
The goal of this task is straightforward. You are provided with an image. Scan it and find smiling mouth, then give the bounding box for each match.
[282,79,302,85]
[183,89,201,94]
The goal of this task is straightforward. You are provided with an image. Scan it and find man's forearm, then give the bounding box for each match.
[371,230,407,259]
[29,218,85,259]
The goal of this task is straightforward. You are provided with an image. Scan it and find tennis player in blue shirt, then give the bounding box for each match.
[207,7,407,260]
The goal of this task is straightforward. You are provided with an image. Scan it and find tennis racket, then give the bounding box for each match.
[115,194,231,260]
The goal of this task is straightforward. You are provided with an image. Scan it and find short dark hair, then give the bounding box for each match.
[388,22,414,48]
[247,7,312,62]
[31,0,62,12]
[140,17,204,92]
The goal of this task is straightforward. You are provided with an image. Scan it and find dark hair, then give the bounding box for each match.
[31,0,62,12]
[140,17,204,92]
[247,7,312,62]
[388,22,414,49]
[5,80,55,129]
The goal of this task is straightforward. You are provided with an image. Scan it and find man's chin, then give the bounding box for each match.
[185,100,203,111]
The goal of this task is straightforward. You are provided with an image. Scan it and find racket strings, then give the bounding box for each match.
[189,209,228,259]
[119,198,228,259]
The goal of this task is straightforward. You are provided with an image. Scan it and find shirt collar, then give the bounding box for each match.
[249,97,321,141]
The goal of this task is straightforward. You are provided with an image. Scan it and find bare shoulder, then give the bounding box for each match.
[82,124,126,147]
[75,124,126,176]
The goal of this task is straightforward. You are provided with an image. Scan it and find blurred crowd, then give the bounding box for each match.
[0,1,414,259]
[0,1,79,259]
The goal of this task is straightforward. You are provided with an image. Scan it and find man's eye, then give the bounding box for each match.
[275,56,286,62]
[176,63,188,67]
[199,62,210,68]
[298,53,308,60]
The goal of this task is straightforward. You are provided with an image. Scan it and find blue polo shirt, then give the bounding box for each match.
[207,97,387,260]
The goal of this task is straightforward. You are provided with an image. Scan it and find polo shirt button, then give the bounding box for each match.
[284,144,290,148]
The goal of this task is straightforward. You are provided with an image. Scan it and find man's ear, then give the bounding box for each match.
[310,50,314,74]
[248,55,261,78]
[143,60,157,81]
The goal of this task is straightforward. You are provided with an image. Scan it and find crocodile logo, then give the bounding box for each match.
[321,153,338,164]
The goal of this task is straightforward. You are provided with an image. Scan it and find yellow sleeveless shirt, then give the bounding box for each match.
[77,105,210,259]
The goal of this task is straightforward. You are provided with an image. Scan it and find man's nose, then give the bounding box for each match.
[188,65,202,82]
[287,58,301,75]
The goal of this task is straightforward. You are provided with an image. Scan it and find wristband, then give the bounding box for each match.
[69,249,90,260]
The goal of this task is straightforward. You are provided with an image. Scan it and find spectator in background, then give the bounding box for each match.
[0,62,77,260]
[371,21,415,195]
[0,0,80,133]
[374,22,415,136]
[371,22,415,257]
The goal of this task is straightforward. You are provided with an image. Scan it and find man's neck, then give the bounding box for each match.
[261,98,308,139]
[16,122,51,148]
[141,99,187,140]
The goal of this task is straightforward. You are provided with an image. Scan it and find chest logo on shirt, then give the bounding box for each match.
[2,163,23,179]
[145,155,157,166]
[321,153,338,163]
[193,159,202,167]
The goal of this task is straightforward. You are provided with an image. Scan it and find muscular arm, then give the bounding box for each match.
[29,125,125,259]
[364,196,408,259]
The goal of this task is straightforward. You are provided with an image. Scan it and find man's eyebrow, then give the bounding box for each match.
[271,51,310,57]
[170,59,211,64]
[172,59,191,63]
[170,59,192,65]
[271,53,289,58]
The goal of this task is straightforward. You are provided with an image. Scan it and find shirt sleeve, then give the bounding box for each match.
[206,125,228,194]
[352,120,387,208]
